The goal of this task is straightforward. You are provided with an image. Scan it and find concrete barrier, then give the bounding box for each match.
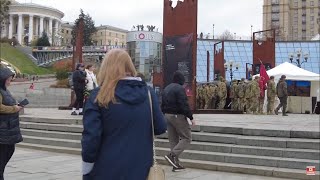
[13,87,71,108]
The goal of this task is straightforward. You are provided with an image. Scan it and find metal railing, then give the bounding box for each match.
[32,45,126,51]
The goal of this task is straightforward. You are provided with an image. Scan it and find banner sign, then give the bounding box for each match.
[163,34,193,95]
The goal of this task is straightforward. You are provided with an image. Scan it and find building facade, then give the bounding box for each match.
[127,30,162,82]
[1,0,64,45]
[92,25,127,47]
[60,22,73,46]
[60,24,128,47]
[263,0,320,41]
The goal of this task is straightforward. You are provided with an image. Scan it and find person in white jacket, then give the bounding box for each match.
[84,64,98,99]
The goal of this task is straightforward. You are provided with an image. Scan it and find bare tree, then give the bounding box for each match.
[217,30,235,40]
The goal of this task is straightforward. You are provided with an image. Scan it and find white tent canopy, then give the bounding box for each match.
[255,62,320,81]
[254,62,320,114]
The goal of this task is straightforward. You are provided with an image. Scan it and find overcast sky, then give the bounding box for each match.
[17,0,263,38]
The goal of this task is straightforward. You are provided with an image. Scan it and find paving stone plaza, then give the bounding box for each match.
[5,80,319,180]
[5,79,320,180]
[6,148,292,180]
[2,0,320,179]
[5,108,319,180]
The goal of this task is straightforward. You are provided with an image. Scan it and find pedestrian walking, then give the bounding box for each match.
[0,66,23,180]
[161,71,195,172]
[275,75,288,116]
[71,63,86,115]
[81,49,166,180]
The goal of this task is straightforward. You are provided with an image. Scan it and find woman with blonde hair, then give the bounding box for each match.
[81,49,166,180]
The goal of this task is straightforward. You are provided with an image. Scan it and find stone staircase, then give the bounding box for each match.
[18,116,320,180]
[15,45,38,64]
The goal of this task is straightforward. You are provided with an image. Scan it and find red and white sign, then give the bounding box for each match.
[306,166,316,175]
[138,33,145,39]
[127,31,162,43]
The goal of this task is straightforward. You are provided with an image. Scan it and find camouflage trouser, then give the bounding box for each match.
[276,96,288,115]
[258,97,264,114]
[250,97,259,113]
[204,97,211,109]
[238,98,245,111]
[218,97,226,109]
[267,97,275,114]
[231,98,239,110]
[245,98,251,112]
[198,98,204,109]
[211,98,217,109]
[196,97,200,109]
[201,98,206,109]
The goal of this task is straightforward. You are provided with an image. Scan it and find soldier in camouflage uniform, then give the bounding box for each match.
[196,85,201,109]
[244,80,252,113]
[249,76,260,114]
[217,77,227,109]
[267,76,276,114]
[210,84,218,109]
[199,85,205,109]
[236,78,246,111]
[204,84,211,109]
[230,79,239,110]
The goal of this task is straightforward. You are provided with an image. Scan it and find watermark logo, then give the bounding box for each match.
[306,166,316,175]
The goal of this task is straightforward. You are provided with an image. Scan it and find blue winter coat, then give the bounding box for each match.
[81,79,167,180]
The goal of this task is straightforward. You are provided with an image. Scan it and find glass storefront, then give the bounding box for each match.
[127,31,319,83]
[127,31,162,82]
[197,39,320,82]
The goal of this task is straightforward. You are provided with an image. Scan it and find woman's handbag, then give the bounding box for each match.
[147,90,166,180]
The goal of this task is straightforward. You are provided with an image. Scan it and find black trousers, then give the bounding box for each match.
[73,89,84,109]
[0,144,15,180]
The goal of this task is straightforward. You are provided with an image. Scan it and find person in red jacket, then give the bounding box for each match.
[29,83,34,90]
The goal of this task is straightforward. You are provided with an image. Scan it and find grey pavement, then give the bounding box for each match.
[10,78,57,92]
[5,148,291,180]
[21,108,320,133]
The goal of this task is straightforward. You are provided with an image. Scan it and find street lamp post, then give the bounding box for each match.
[251,25,253,41]
[224,60,239,81]
[289,49,309,68]
[213,24,215,39]
[246,63,253,80]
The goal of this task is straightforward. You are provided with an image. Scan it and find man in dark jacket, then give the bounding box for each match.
[275,75,288,116]
[0,66,23,180]
[71,63,87,115]
[162,71,195,172]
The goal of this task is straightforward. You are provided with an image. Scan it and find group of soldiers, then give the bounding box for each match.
[196,76,277,115]
[196,77,227,110]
